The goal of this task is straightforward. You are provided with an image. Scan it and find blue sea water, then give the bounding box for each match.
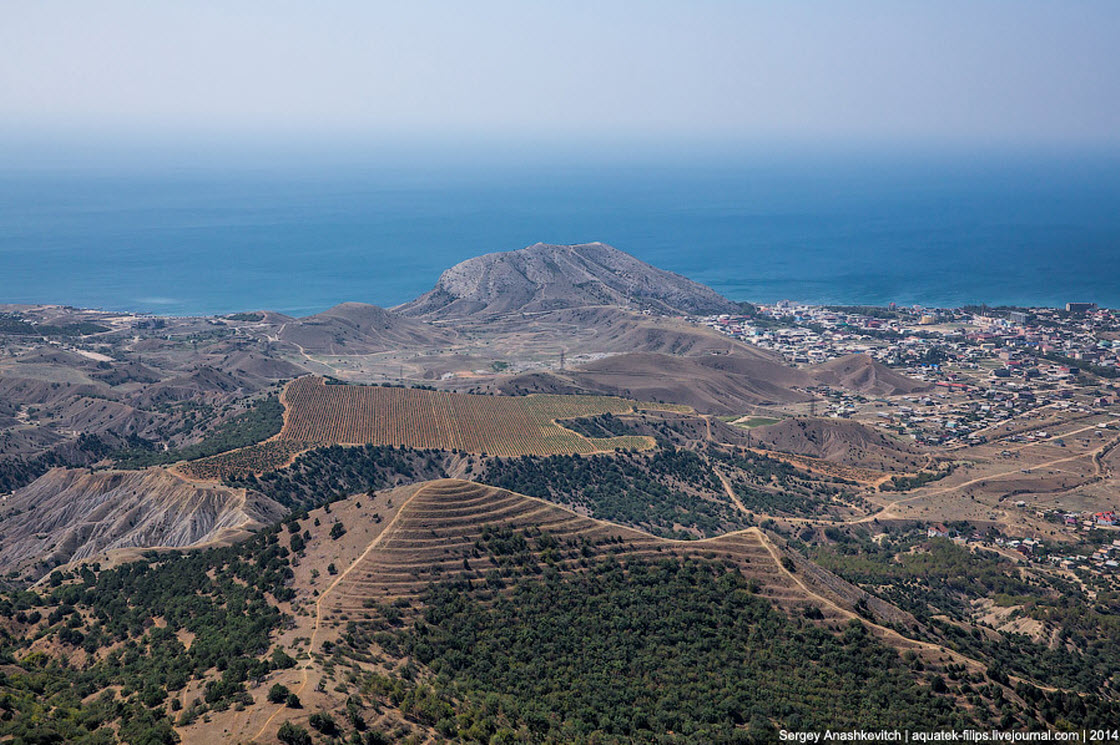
[1,148,1119,316]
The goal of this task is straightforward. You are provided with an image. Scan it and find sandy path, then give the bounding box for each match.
[864,425,1120,522]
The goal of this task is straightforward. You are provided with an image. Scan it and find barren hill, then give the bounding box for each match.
[0,468,285,580]
[809,353,931,396]
[396,242,740,319]
[133,366,249,406]
[749,417,928,471]
[499,351,813,413]
[274,302,454,354]
[528,306,766,355]
[428,305,774,365]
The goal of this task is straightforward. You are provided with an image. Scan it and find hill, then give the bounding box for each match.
[396,242,740,318]
[273,302,454,354]
[0,468,285,580]
[748,417,929,471]
[311,479,901,624]
[234,480,1014,742]
[517,305,768,355]
[3,479,1118,744]
[499,351,813,413]
[809,353,931,395]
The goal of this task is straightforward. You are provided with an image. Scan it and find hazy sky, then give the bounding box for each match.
[3,1,1119,150]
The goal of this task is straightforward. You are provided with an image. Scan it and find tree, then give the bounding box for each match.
[268,683,291,704]
[309,712,340,736]
[277,721,312,745]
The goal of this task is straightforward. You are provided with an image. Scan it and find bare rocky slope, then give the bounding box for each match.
[0,468,285,580]
[495,352,932,415]
[498,351,814,413]
[749,417,929,471]
[809,353,932,396]
[396,242,741,318]
[273,302,454,354]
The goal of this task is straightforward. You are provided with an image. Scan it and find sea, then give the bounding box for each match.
[2,146,1119,317]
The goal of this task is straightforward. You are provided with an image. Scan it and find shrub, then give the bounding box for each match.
[277,721,313,745]
[268,683,291,704]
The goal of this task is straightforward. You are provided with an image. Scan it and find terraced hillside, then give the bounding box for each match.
[233,479,1035,744]
[10,478,1114,745]
[305,480,912,644]
[278,376,688,456]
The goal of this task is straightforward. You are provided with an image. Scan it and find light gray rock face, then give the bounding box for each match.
[396,242,740,318]
[0,468,285,579]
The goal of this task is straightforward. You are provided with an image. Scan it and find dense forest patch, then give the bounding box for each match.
[353,556,978,742]
[226,443,451,508]
[479,449,743,538]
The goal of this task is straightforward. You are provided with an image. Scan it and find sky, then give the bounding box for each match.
[2,1,1119,157]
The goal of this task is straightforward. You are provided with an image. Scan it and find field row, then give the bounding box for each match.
[278,377,685,457]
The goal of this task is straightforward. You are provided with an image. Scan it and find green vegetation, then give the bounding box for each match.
[732,416,780,429]
[0,314,109,337]
[113,395,284,468]
[709,447,855,517]
[880,468,951,492]
[226,312,264,322]
[480,449,744,538]
[278,721,312,745]
[1042,351,1120,379]
[0,434,113,493]
[0,528,293,744]
[369,555,977,742]
[174,439,311,480]
[814,534,1036,619]
[560,412,643,439]
[824,305,904,320]
[226,443,450,508]
[480,445,858,535]
[0,453,60,494]
[812,529,1120,700]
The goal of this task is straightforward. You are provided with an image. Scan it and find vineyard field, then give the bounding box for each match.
[278,376,689,456]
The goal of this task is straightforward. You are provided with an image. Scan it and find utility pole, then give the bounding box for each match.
[560,350,566,370]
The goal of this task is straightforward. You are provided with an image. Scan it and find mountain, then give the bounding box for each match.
[396,242,740,318]
[809,353,931,396]
[0,468,285,580]
[273,302,454,354]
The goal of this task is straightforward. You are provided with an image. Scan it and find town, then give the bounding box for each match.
[703,302,1120,447]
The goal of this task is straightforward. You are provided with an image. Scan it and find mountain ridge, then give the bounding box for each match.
[396,242,741,318]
